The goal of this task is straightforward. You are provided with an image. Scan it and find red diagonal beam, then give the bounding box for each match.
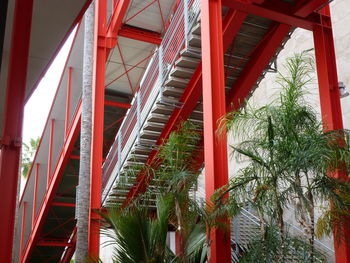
[60,228,77,263]
[293,0,330,17]
[221,0,325,30]
[119,25,162,45]
[37,241,72,247]
[21,103,81,263]
[124,9,247,205]
[105,100,131,108]
[106,0,131,39]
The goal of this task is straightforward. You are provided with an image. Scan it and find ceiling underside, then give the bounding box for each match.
[0,0,91,139]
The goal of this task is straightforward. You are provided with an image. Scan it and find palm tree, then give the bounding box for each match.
[217,51,350,262]
[99,122,211,263]
[76,2,94,262]
[21,136,40,178]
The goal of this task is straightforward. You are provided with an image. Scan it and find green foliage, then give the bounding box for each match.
[233,225,326,263]
[21,136,40,178]
[217,50,350,261]
[100,121,209,263]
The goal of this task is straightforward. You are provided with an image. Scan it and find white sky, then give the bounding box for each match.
[22,29,76,144]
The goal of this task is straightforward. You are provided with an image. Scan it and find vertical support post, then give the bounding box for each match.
[137,93,141,143]
[65,67,73,138]
[32,163,40,229]
[184,0,189,48]
[20,202,27,261]
[158,46,164,86]
[200,0,231,262]
[47,119,55,188]
[0,0,33,261]
[313,7,350,262]
[88,0,107,258]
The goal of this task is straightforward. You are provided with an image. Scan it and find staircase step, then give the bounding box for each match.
[175,56,200,69]
[192,23,201,35]
[188,34,201,48]
[163,86,185,98]
[180,48,201,60]
[165,76,189,88]
[140,130,161,140]
[170,66,195,79]
[143,121,165,132]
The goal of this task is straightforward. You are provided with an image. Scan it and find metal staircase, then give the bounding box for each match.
[102,0,292,207]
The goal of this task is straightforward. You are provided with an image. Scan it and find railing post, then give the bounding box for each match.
[32,163,40,229]
[20,202,27,261]
[158,46,164,88]
[47,119,55,189]
[137,93,141,144]
[65,67,73,138]
[184,0,189,48]
[117,132,122,176]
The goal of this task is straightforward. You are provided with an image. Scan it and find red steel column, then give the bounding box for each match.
[19,202,27,261]
[88,0,107,257]
[200,0,231,262]
[65,67,73,138]
[47,119,55,188]
[32,163,40,229]
[0,0,33,261]
[313,7,350,262]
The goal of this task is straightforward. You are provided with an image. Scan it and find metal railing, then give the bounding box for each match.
[102,0,201,202]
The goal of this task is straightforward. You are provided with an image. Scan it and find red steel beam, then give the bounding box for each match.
[52,202,76,207]
[221,0,326,30]
[313,8,350,262]
[106,0,131,40]
[118,25,162,45]
[37,241,72,247]
[200,0,231,262]
[32,163,40,229]
[124,9,246,204]
[21,103,81,263]
[88,0,107,258]
[60,228,77,263]
[47,119,55,188]
[105,100,131,109]
[293,0,330,17]
[0,0,34,261]
[65,67,73,137]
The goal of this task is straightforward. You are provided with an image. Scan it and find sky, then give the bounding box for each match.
[22,29,76,144]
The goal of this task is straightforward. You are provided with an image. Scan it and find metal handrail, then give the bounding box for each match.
[102,0,201,203]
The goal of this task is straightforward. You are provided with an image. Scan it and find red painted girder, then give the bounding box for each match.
[124,9,247,205]
[32,163,40,229]
[37,241,72,247]
[52,202,76,207]
[293,0,330,17]
[200,0,231,261]
[21,103,82,263]
[60,228,76,263]
[227,23,291,111]
[313,12,350,261]
[106,0,131,39]
[0,0,34,261]
[88,0,107,257]
[105,100,131,108]
[221,0,326,30]
[119,25,162,45]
